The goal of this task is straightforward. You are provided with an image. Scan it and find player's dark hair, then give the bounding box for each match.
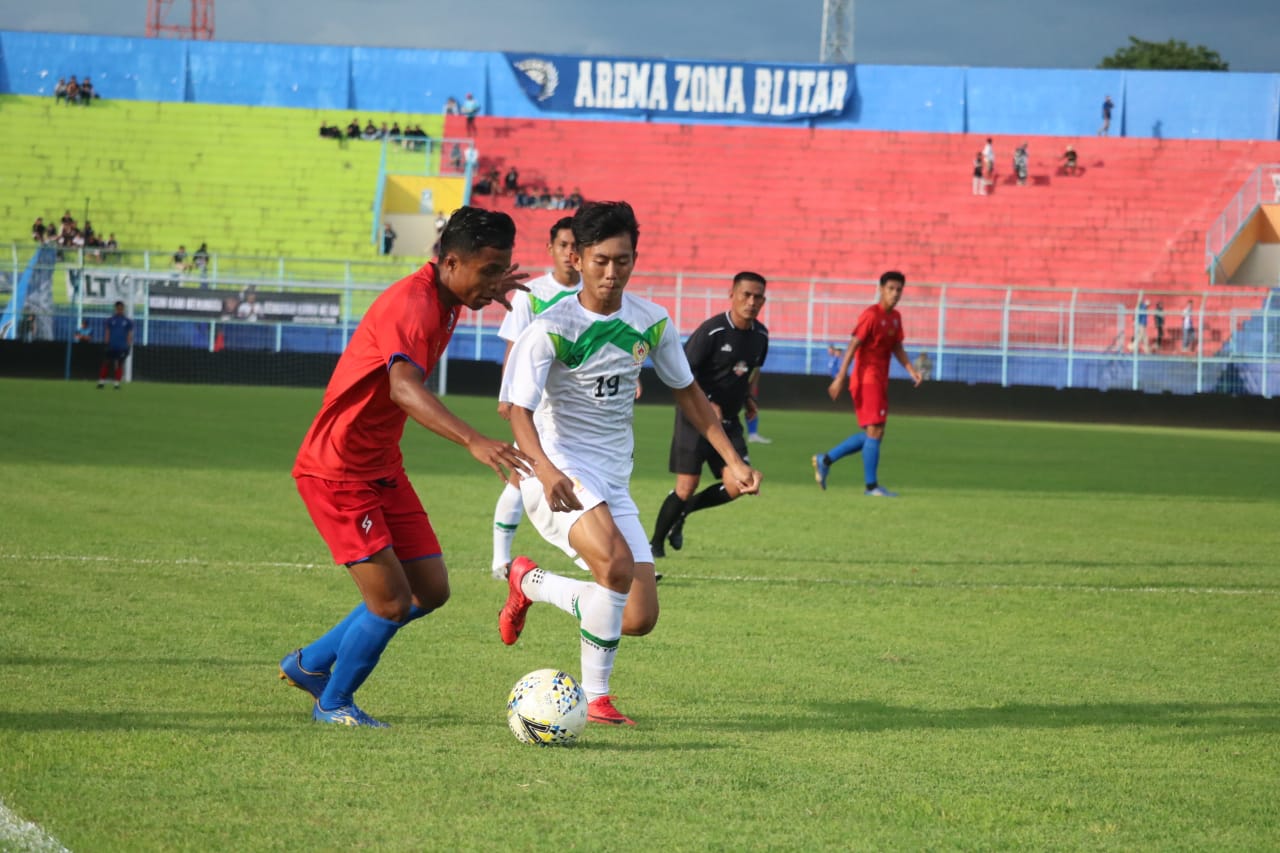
[733,271,767,289]
[548,216,574,244]
[572,201,639,251]
[439,206,516,257]
[113,300,124,308]
[879,270,906,287]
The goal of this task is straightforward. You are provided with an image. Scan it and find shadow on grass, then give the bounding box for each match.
[689,700,1280,736]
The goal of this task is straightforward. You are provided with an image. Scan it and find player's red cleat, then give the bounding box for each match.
[498,556,537,645]
[587,695,636,725]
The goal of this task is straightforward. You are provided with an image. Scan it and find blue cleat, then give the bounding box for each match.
[279,648,329,701]
[811,454,830,491]
[864,486,898,498]
[312,701,389,728]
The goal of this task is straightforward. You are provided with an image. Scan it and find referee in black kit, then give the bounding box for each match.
[650,272,769,562]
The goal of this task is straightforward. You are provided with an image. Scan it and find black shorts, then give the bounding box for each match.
[668,411,749,477]
[104,347,129,363]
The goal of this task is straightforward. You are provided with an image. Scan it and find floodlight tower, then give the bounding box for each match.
[146,0,215,40]
[820,0,854,63]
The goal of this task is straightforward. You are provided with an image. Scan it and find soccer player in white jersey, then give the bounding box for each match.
[498,201,762,725]
[490,216,581,580]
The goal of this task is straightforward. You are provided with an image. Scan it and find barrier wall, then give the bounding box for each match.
[3,29,1279,140]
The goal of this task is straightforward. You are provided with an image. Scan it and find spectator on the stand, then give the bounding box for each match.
[378,122,390,140]
[503,166,520,196]
[552,187,566,209]
[104,233,119,262]
[1099,95,1114,136]
[65,77,80,104]
[382,223,397,255]
[472,171,494,195]
[444,96,459,115]
[193,242,210,281]
[1013,143,1029,186]
[362,120,379,140]
[567,187,584,209]
[61,209,76,229]
[1154,301,1165,350]
[461,93,480,134]
[1060,145,1078,175]
[449,143,463,172]
[972,152,986,195]
[464,144,479,173]
[318,121,341,139]
[537,186,553,209]
[79,77,95,104]
[31,217,45,241]
[1181,299,1196,353]
[54,79,68,102]
[173,245,189,274]
[346,118,361,139]
[982,138,995,186]
[389,121,401,138]
[75,319,93,343]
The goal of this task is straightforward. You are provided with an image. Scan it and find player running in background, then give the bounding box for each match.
[97,300,133,389]
[490,216,581,581]
[649,272,769,560]
[498,202,761,725]
[281,207,531,728]
[813,270,922,497]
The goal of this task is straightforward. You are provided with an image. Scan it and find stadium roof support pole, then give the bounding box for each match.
[820,0,854,63]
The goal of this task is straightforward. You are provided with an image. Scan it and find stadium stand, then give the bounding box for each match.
[0,95,442,261]
[449,115,1280,289]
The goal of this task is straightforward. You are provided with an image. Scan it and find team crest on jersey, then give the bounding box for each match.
[732,360,749,376]
[631,340,650,363]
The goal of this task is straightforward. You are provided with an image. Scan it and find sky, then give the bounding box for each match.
[2,0,1278,73]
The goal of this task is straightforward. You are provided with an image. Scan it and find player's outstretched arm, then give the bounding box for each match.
[508,405,583,512]
[388,360,531,479]
[672,383,762,496]
[828,337,860,401]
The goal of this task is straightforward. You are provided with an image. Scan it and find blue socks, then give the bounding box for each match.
[827,432,867,463]
[299,602,367,673]
[319,610,403,710]
[863,437,881,488]
[304,601,434,711]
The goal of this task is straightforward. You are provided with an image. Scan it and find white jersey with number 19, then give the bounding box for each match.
[500,292,694,485]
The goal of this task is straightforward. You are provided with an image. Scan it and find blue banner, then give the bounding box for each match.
[505,53,852,121]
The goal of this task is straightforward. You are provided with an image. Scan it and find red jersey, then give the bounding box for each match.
[293,264,460,481]
[850,303,904,391]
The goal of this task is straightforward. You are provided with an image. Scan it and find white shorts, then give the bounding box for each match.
[519,466,654,566]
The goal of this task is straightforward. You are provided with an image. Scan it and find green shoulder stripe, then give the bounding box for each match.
[528,289,578,315]
[548,317,667,369]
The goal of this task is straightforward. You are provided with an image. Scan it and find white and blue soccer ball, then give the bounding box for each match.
[506,668,588,746]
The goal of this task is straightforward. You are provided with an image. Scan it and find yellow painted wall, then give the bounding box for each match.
[384,175,466,215]
[1218,205,1280,280]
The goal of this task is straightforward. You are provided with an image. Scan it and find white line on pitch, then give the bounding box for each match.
[0,798,70,853]
[2,553,1275,597]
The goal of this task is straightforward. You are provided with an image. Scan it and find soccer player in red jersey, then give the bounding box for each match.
[280,207,532,728]
[812,271,923,497]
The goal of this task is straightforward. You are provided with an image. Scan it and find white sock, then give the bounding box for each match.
[576,584,628,700]
[491,482,524,569]
[520,565,591,617]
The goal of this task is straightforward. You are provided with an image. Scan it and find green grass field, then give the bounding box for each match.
[1,377,1277,851]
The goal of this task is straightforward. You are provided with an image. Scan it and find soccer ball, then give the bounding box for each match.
[506,668,588,746]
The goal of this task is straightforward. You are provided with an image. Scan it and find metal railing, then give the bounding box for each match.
[7,264,1275,398]
[1205,163,1280,282]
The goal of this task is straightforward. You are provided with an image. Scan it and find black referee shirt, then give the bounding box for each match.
[682,312,769,421]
